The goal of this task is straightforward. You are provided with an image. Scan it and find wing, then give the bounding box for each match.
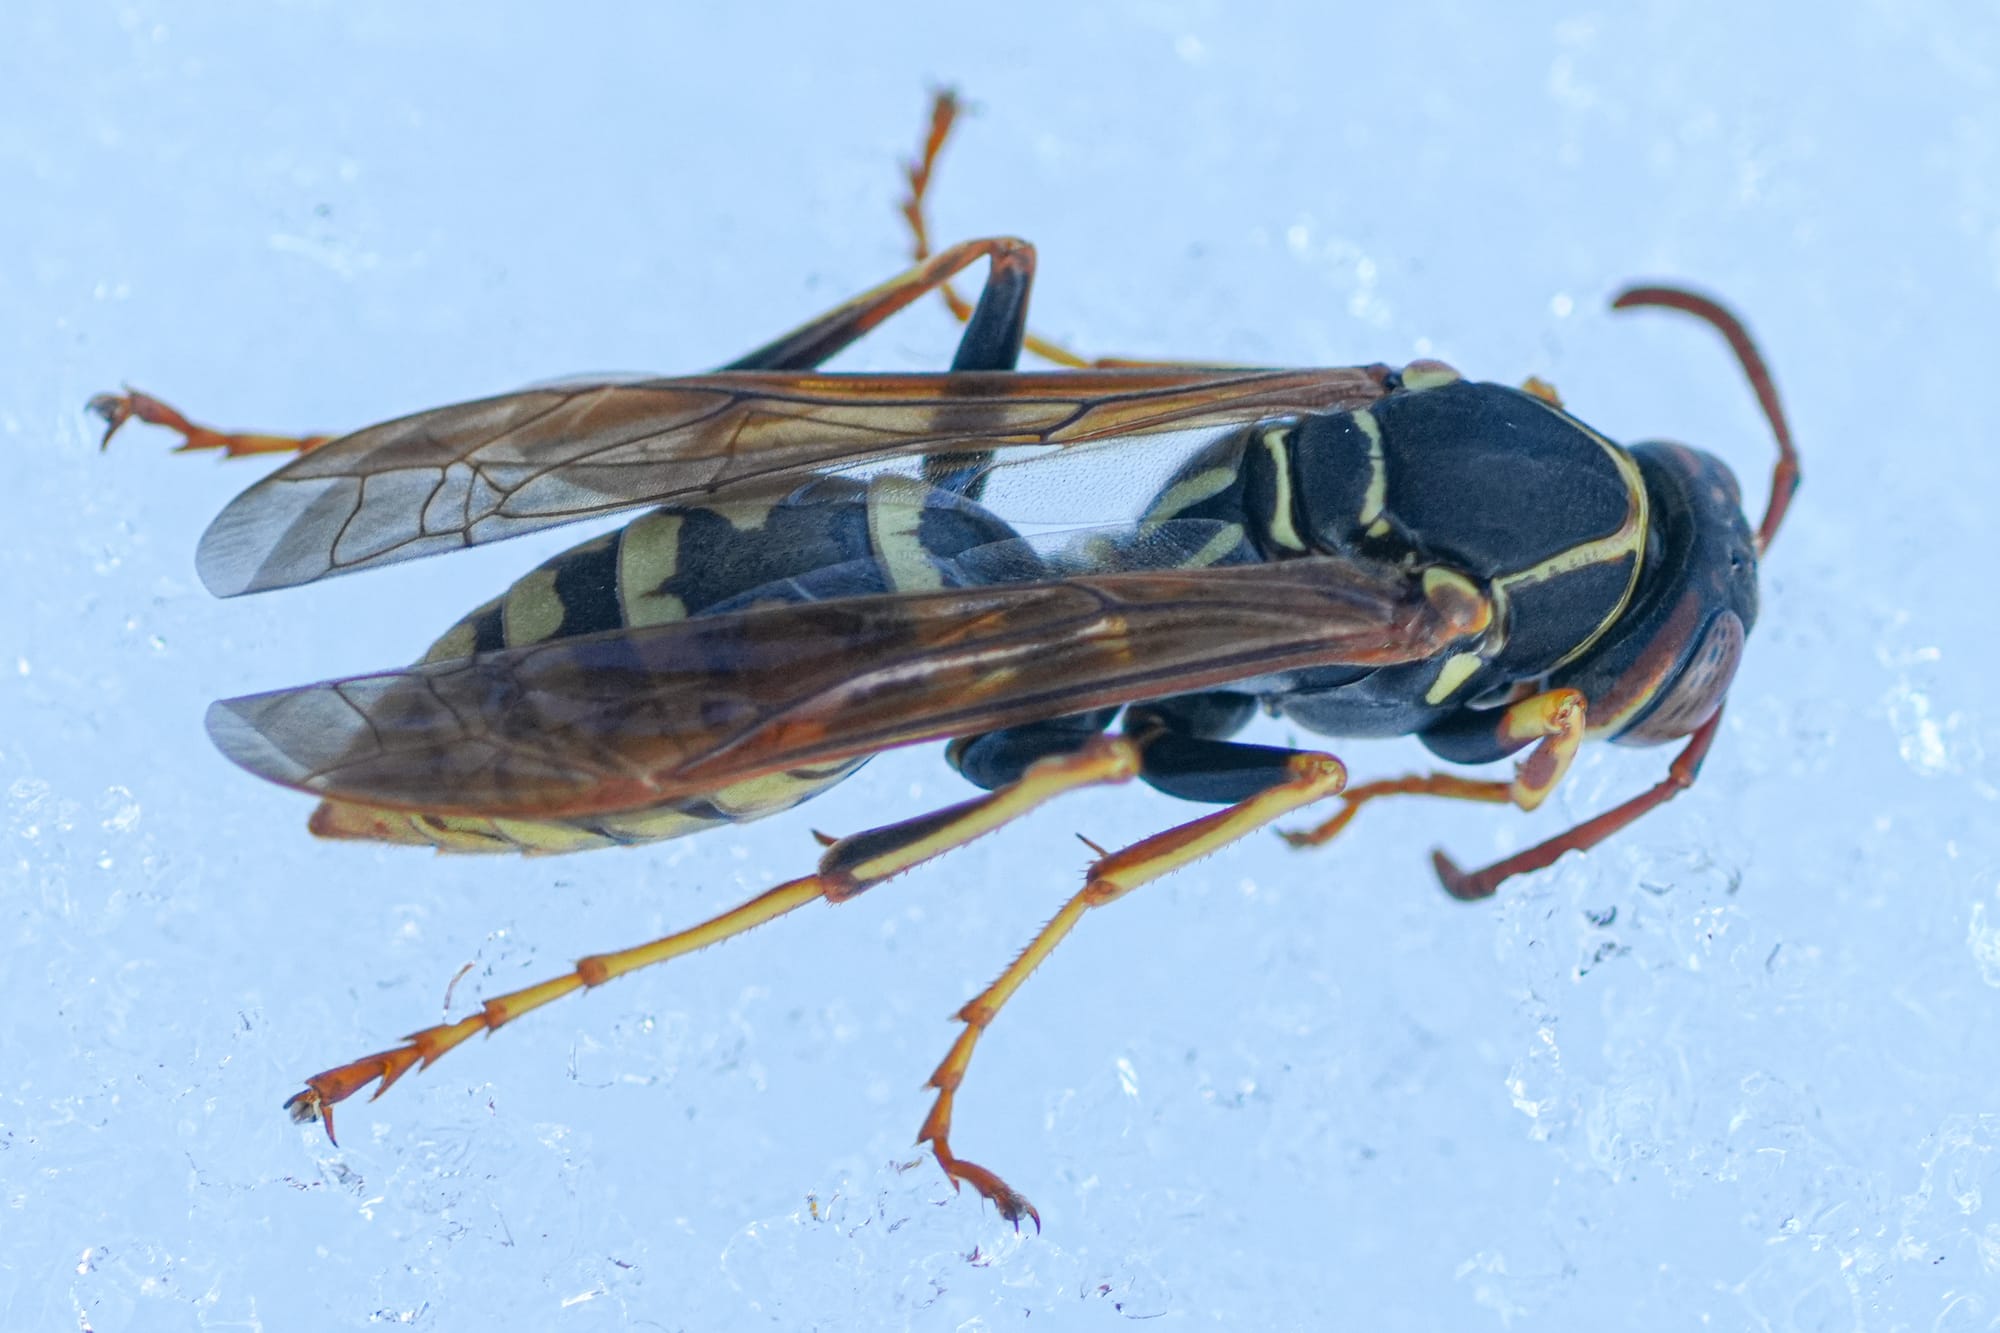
[205,556,1490,819]
[194,366,1391,596]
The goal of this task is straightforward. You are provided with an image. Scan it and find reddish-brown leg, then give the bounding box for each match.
[1279,771,1517,853]
[1283,707,1722,901]
[720,234,1045,373]
[899,90,1236,373]
[88,388,333,457]
[1434,709,1724,900]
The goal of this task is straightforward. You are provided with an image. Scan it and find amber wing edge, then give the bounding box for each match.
[191,366,1394,596]
[206,558,1493,821]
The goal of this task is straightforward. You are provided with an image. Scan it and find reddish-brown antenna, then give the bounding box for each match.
[1612,285,1799,554]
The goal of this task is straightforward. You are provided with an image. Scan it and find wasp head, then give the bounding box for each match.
[1552,443,1759,744]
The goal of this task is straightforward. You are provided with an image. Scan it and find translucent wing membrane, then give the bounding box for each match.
[607,518,1259,617]
[194,367,1390,596]
[206,556,1487,820]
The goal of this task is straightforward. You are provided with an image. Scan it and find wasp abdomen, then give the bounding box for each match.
[313,475,1026,853]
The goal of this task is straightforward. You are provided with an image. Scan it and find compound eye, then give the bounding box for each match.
[1622,611,1745,744]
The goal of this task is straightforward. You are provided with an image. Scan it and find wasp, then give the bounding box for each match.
[92,92,1797,1230]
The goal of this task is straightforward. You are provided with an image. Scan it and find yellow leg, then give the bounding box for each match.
[1282,687,1587,855]
[917,750,1349,1230]
[285,737,1141,1143]
[1496,688,1587,811]
[88,388,333,457]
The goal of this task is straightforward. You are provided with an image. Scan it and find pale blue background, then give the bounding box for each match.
[6,3,1999,1328]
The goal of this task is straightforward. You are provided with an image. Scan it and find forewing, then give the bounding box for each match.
[194,367,1389,596]
[205,556,1485,820]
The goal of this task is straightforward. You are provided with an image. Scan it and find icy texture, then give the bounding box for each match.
[6,2,1999,1328]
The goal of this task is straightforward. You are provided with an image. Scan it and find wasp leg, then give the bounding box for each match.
[728,188,1036,499]
[894,90,1082,364]
[943,231,1031,374]
[898,90,1242,374]
[1433,709,1724,901]
[919,749,1348,1231]
[1125,730,1310,804]
[1112,693,1334,804]
[956,694,1320,810]
[718,229,1033,496]
[86,387,334,457]
[282,738,1140,1144]
[946,708,1122,791]
[924,216,1036,493]
[1278,771,1514,856]
[952,693,1277,801]
[1281,689,1589,893]
[721,234,1040,373]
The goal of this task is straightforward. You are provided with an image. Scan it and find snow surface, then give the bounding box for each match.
[7,2,2000,1328]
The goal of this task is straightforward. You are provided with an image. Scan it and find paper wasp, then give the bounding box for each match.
[92,92,1797,1229]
